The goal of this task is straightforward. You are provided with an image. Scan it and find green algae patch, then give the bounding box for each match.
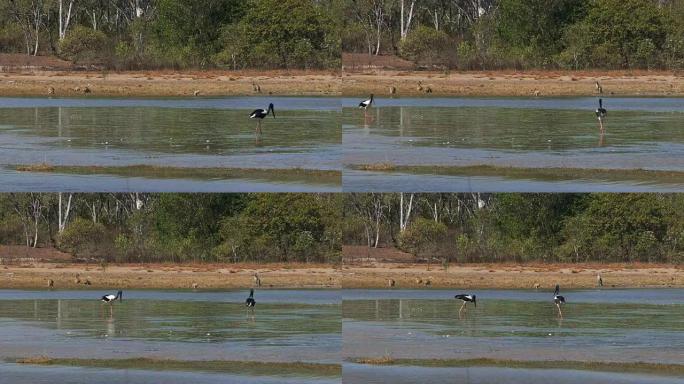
[12,164,340,186]
[351,164,684,185]
[12,357,341,378]
[352,357,684,376]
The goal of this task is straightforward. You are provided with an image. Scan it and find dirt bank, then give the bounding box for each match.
[342,262,683,289]
[0,262,340,289]
[0,69,341,97]
[343,69,684,97]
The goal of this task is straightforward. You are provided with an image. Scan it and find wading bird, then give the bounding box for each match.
[358,94,373,111]
[101,290,123,305]
[249,103,275,134]
[101,290,123,316]
[595,99,607,133]
[454,294,476,316]
[553,285,566,318]
[245,289,256,309]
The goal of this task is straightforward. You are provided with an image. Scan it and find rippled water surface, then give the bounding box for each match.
[342,97,684,191]
[0,97,341,191]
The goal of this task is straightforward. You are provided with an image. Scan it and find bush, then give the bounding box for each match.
[399,26,452,67]
[59,26,108,64]
[57,218,108,258]
[0,24,25,53]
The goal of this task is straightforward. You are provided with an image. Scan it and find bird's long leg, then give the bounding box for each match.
[598,117,604,133]
[556,303,563,319]
[459,301,467,317]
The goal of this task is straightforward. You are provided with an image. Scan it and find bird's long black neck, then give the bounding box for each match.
[249,289,254,298]
[599,99,603,108]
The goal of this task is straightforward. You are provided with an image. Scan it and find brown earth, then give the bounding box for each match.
[0,262,340,289]
[0,53,74,70]
[0,68,341,97]
[343,68,684,97]
[342,261,683,289]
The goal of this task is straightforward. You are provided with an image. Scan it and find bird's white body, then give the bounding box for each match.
[359,95,374,110]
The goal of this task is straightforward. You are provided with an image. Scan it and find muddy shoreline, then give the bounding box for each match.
[341,262,683,289]
[1,262,682,289]
[0,262,340,289]
[1,69,683,97]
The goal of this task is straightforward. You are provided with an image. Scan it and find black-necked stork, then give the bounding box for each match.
[249,103,275,134]
[553,284,565,318]
[101,291,123,305]
[454,294,476,315]
[595,99,607,132]
[245,289,256,309]
[358,94,373,111]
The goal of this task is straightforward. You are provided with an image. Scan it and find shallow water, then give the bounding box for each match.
[342,289,684,364]
[343,363,684,384]
[343,97,684,191]
[0,97,341,191]
[0,289,341,364]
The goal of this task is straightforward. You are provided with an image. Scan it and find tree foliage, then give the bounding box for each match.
[344,193,684,264]
[0,193,340,264]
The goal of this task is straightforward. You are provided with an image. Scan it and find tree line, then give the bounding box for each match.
[0,0,341,69]
[342,0,684,70]
[344,193,684,264]
[0,193,341,264]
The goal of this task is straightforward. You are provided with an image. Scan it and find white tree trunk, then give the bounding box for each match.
[400,0,416,40]
[58,0,75,40]
[58,193,73,233]
[399,193,414,232]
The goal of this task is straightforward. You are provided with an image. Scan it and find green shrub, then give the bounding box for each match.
[399,26,451,67]
[59,26,108,64]
[57,218,108,258]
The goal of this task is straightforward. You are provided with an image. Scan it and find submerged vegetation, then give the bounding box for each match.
[352,357,684,376]
[12,164,340,186]
[344,193,684,264]
[0,193,341,264]
[351,164,684,185]
[13,357,341,377]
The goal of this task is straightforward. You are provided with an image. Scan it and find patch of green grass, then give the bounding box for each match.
[351,357,684,376]
[12,357,341,378]
[11,164,340,186]
[350,164,684,184]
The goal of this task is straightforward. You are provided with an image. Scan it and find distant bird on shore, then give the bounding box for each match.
[249,103,275,134]
[245,289,256,309]
[101,290,123,305]
[553,285,565,318]
[595,81,603,94]
[595,99,607,132]
[253,273,261,287]
[597,273,603,287]
[455,294,476,315]
[359,94,373,111]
